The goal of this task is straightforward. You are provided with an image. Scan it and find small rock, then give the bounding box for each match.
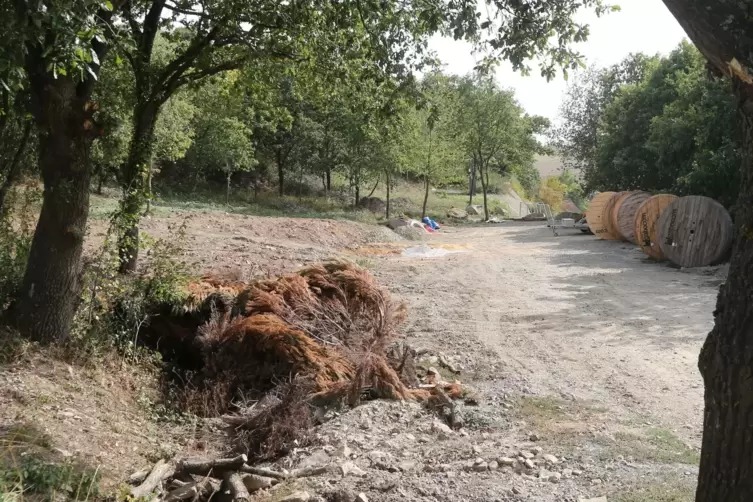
[572,469,583,476]
[578,498,607,502]
[532,446,543,455]
[356,494,369,502]
[549,472,562,483]
[336,443,353,458]
[340,461,367,478]
[524,459,535,470]
[473,462,489,472]
[499,457,516,466]
[542,454,559,464]
[299,449,330,469]
[432,419,453,437]
[562,468,573,478]
[488,461,499,471]
[520,450,534,459]
[591,478,603,485]
[512,486,523,495]
[472,445,483,454]
[529,433,540,441]
[280,492,311,502]
[398,460,418,472]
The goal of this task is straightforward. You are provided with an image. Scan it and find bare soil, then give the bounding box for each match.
[2,213,721,501]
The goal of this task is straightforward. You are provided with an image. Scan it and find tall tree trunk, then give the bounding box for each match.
[276,148,284,197]
[469,158,476,205]
[421,174,430,220]
[96,170,105,195]
[16,77,95,343]
[226,169,231,205]
[655,2,753,501]
[354,182,360,208]
[479,162,489,221]
[144,158,153,215]
[326,166,331,192]
[117,100,159,274]
[367,174,380,198]
[0,121,31,216]
[385,169,391,220]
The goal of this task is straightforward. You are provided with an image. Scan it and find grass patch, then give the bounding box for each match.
[612,480,695,502]
[0,423,101,502]
[603,428,700,465]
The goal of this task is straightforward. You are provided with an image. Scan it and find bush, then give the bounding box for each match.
[0,188,39,313]
[538,176,568,211]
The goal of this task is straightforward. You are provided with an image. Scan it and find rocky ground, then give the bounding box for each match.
[3,214,721,502]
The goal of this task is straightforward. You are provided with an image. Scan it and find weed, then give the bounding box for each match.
[0,423,100,502]
[612,480,695,502]
[604,428,700,464]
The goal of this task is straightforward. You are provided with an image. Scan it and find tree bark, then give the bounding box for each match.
[655,3,753,501]
[118,100,159,274]
[326,165,331,192]
[16,77,95,343]
[421,174,430,220]
[0,121,31,217]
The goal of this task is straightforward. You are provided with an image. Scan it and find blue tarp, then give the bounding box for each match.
[422,217,440,230]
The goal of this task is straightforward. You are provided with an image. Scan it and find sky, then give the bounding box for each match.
[428,0,689,123]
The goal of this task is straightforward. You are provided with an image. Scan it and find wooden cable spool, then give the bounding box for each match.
[602,191,632,241]
[617,191,651,244]
[586,191,618,240]
[657,195,734,268]
[633,194,678,260]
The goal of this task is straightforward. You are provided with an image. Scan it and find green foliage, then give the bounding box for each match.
[556,41,740,211]
[0,189,39,311]
[0,456,100,502]
[538,177,568,211]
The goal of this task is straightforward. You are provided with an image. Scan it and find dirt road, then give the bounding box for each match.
[324,221,718,501]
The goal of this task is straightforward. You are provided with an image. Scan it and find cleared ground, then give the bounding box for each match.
[2,214,720,501]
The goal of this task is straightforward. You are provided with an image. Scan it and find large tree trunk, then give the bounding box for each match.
[0,121,31,216]
[16,77,95,343]
[118,100,159,274]
[656,2,753,501]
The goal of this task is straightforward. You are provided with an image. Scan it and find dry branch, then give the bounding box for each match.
[237,465,286,480]
[131,459,175,499]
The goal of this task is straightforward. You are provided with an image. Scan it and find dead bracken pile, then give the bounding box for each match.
[147,261,465,460]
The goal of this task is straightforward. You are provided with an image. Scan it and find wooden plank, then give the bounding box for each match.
[602,191,631,241]
[633,194,678,260]
[586,191,619,240]
[657,195,734,268]
[617,191,651,244]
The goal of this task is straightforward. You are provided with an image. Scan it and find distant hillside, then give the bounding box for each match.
[534,154,563,179]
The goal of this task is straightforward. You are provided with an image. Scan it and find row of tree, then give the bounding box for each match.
[554,40,740,211]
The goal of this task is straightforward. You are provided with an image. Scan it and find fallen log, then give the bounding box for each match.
[131,459,175,499]
[177,455,248,476]
[241,473,276,491]
[223,472,250,502]
[164,479,213,502]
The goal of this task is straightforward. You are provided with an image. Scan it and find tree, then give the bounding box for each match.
[654,1,753,500]
[5,0,117,343]
[459,76,524,220]
[397,75,464,219]
[0,89,34,215]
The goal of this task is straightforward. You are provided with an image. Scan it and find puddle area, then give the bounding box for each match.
[401,243,467,258]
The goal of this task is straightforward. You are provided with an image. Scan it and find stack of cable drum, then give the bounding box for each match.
[585,191,734,268]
